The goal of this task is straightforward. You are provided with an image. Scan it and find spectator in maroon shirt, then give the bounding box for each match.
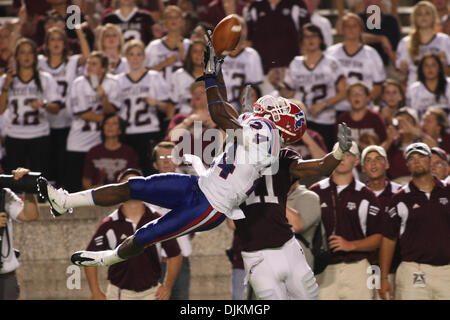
[12,1,51,39]
[358,0,400,68]
[200,0,248,27]
[101,0,156,45]
[137,0,164,23]
[309,141,382,300]
[83,114,140,189]
[337,81,387,151]
[245,0,310,74]
[84,168,182,300]
[360,145,402,299]
[379,142,450,300]
[421,107,450,154]
[382,107,424,185]
[0,6,28,74]
[35,1,95,54]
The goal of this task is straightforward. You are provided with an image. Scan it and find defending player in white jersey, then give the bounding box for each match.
[118,39,172,175]
[221,15,264,112]
[37,31,353,273]
[0,38,60,175]
[65,51,121,192]
[326,13,385,114]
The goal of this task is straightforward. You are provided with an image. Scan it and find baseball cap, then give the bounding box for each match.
[395,107,419,125]
[431,147,449,163]
[404,142,431,160]
[361,145,387,163]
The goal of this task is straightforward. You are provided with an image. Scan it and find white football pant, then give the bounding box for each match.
[241,236,319,300]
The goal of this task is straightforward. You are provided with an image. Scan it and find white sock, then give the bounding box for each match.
[102,247,126,266]
[66,190,96,208]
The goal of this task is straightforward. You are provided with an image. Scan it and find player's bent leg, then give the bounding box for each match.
[71,176,224,267]
[241,250,288,300]
[284,237,319,300]
[128,173,201,209]
[134,202,221,248]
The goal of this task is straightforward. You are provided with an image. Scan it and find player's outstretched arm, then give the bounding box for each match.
[203,31,241,131]
[289,123,353,178]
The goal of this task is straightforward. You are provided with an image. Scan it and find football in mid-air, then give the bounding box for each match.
[212,14,242,57]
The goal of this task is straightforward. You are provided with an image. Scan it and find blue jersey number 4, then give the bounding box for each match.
[218,142,237,179]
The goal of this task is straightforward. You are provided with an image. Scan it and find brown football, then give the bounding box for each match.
[212,14,242,57]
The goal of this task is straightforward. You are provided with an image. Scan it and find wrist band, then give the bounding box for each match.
[217,83,226,88]
[208,101,224,106]
[381,277,389,280]
[205,76,217,89]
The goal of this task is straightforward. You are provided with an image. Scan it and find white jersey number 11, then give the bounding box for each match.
[245,175,279,206]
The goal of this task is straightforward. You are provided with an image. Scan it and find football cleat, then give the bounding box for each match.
[71,250,109,267]
[37,177,73,217]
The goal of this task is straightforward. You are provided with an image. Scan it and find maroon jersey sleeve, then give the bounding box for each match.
[279,147,302,169]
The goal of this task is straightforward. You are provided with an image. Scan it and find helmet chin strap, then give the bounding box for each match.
[276,124,296,137]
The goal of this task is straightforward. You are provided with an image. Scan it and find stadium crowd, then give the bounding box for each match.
[0,0,449,300]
